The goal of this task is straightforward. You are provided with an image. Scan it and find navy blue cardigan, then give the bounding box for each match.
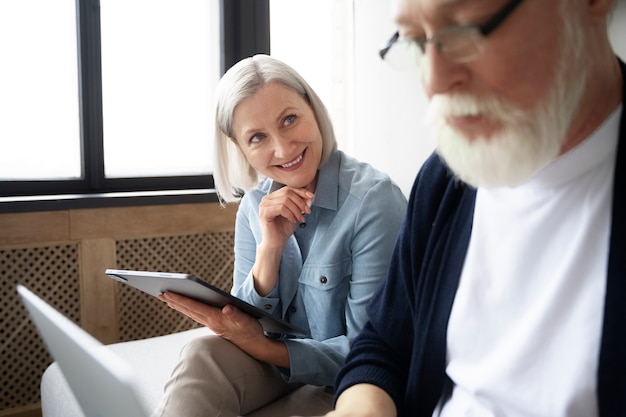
[335,59,626,417]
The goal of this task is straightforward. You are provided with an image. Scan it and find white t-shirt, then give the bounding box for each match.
[436,105,622,417]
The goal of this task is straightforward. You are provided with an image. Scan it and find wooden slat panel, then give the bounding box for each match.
[70,202,237,240]
[79,238,118,344]
[0,212,70,247]
[0,403,42,417]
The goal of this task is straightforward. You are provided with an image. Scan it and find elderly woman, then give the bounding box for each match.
[153,55,407,417]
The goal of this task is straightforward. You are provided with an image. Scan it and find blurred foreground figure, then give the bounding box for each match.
[323,0,626,416]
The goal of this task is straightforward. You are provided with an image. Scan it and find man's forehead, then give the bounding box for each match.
[392,0,478,25]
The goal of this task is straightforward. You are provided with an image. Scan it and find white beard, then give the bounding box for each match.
[431,13,588,188]
[432,93,564,188]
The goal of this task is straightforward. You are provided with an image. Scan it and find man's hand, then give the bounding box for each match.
[291,384,397,417]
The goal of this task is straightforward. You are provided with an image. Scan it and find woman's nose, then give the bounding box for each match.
[271,135,293,158]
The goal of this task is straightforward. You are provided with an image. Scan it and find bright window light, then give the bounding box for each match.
[0,0,81,180]
[100,0,219,178]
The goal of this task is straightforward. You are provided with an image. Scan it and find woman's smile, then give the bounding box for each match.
[278,151,305,170]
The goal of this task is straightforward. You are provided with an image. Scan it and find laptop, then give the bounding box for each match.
[17,285,149,417]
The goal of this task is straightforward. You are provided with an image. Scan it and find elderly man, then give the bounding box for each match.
[323,0,625,416]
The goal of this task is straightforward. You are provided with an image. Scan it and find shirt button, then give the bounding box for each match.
[264,304,272,310]
[289,306,297,313]
[319,276,328,284]
[299,222,307,228]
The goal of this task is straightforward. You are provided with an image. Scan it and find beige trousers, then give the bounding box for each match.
[151,335,334,417]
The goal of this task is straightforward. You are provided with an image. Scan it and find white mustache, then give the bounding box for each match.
[428,93,527,129]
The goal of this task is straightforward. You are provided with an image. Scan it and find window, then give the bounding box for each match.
[0,0,269,211]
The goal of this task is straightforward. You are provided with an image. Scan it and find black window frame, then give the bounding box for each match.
[0,0,269,213]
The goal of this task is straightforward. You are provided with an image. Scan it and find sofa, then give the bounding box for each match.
[40,327,332,416]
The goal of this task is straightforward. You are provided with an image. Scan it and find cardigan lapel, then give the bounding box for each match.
[597,57,626,417]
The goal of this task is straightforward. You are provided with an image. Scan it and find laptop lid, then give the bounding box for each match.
[17,285,149,417]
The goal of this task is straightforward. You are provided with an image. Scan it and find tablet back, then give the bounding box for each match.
[17,285,149,417]
[105,268,307,336]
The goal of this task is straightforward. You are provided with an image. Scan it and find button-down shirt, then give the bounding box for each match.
[231,150,407,386]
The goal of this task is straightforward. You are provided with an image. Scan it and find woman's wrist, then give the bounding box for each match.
[252,243,283,296]
[246,337,290,369]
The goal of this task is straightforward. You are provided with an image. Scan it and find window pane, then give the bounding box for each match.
[0,0,81,180]
[100,0,219,178]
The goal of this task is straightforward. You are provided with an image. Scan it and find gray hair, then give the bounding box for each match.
[213,54,337,203]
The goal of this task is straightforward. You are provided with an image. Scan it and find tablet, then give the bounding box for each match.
[105,269,306,336]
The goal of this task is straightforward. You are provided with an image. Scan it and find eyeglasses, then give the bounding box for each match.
[379,0,525,69]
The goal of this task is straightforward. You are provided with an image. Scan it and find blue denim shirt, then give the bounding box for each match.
[231,150,407,386]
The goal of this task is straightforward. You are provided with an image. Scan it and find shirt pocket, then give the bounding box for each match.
[299,257,352,290]
[298,258,352,337]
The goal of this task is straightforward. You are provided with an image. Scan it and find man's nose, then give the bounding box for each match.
[421,45,468,98]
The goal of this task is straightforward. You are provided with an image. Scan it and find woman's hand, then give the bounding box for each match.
[159,292,263,338]
[159,292,290,368]
[258,187,314,250]
[252,187,314,295]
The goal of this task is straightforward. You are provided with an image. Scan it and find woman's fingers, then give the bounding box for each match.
[158,292,223,330]
[260,187,314,223]
[158,292,264,339]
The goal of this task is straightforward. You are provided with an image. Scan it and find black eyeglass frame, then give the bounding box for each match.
[379,0,525,60]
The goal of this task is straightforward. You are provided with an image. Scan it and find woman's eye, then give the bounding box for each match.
[250,133,265,144]
[283,114,296,126]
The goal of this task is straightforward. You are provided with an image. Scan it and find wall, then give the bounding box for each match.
[348,1,431,196]
[610,0,626,59]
